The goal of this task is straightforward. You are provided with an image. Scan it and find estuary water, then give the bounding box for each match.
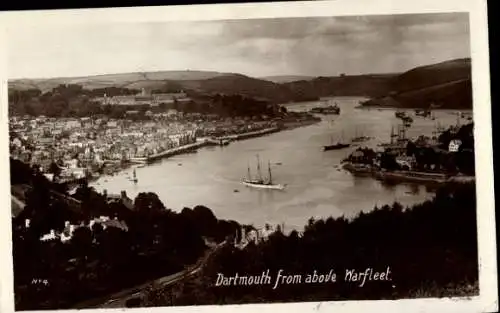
[91,97,471,230]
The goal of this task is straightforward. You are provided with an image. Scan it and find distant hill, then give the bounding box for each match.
[282,73,398,99]
[361,58,472,109]
[8,58,472,109]
[261,75,315,83]
[395,58,471,93]
[9,70,231,92]
[175,73,315,103]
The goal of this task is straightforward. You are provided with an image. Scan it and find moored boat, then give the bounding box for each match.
[323,131,350,151]
[395,111,407,119]
[323,143,351,151]
[131,169,138,184]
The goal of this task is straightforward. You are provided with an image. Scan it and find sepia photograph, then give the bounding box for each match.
[0,1,497,312]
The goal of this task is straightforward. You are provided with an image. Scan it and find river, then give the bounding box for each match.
[90,97,472,231]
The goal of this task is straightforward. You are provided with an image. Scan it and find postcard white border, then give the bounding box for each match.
[0,0,496,313]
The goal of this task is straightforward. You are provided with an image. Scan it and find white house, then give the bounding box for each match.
[449,139,462,152]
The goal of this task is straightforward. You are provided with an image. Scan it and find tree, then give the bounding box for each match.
[48,162,61,178]
[134,192,166,215]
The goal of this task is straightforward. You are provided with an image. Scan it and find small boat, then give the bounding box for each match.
[395,111,407,119]
[219,139,230,146]
[233,189,240,193]
[131,169,138,184]
[324,143,351,151]
[415,109,431,117]
[178,163,182,166]
[402,116,413,123]
[242,156,285,190]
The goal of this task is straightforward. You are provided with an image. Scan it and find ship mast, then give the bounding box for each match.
[256,154,262,181]
[247,162,252,180]
[267,160,273,184]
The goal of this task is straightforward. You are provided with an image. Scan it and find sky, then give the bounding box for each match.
[7,12,470,79]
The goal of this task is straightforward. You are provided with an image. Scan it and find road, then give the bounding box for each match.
[72,241,225,309]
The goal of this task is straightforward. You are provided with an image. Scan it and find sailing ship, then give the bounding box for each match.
[323,131,351,151]
[242,155,285,190]
[378,125,401,148]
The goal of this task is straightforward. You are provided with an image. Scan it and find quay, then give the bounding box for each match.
[133,141,210,163]
[131,127,281,164]
[217,127,280,141]
[342,163,475,185]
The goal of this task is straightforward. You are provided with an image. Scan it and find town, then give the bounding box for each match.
[9,87,319,183]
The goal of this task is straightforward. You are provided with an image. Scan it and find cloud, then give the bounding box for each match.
[7,12,471,79]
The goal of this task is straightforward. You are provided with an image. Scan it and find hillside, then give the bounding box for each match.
[176,74,317,103]
[283,74,398,99]
[395,58,471,93]
[9,70,231,92]
[8,58,473,109]
[261,75,315,83]
[361,58,472,109]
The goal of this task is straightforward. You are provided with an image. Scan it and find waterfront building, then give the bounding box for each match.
[449,139,462,152]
